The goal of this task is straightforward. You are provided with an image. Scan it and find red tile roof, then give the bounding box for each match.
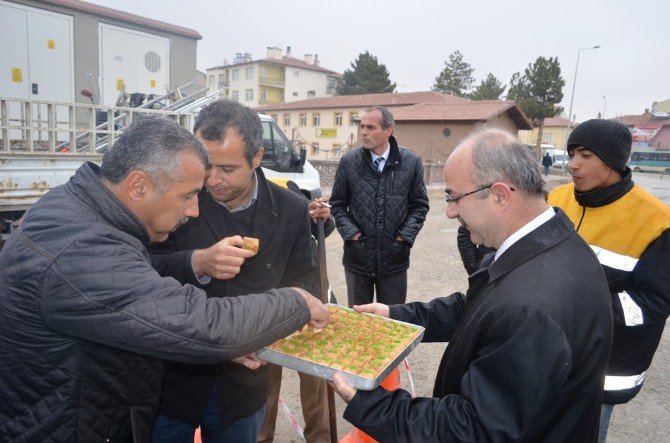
[262,57,340,75]
[611,113,670,127]
[255,91,469,111]
[39,0,202,39]
[390,101,533,130]
[543,116,575,127]
[210,56,341,75]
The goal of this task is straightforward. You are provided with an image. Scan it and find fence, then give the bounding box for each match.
[310,159,444,189]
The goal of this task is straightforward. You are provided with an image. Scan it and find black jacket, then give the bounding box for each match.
[0,163,310,442]
[344,209,613,442]
[150,168,316,428]
[330,136,429,276]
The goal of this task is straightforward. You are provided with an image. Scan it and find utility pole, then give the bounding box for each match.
[562,45,601,172]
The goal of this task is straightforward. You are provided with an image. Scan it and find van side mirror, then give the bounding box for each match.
[299,146,307,166]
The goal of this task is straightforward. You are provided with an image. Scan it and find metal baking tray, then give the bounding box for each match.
[257,304,425,390]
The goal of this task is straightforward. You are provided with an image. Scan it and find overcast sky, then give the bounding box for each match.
[88,0,670,122]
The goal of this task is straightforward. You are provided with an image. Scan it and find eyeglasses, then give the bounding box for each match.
[444,184,515,205]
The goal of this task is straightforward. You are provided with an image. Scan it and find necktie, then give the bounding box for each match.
[374,157,383,173]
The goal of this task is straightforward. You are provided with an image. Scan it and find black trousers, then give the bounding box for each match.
[344,268,407,307]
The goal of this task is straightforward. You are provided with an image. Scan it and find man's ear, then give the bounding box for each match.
[125,171,151,202]
[490,182,514,205]
[252,147,264,169]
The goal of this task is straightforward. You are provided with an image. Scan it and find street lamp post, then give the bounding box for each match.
[602,96,607,119]
[562,45,601,171]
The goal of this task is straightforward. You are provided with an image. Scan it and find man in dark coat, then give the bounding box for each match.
[0,116,330,442]
[149,101,320,442]
[332,128,613,442]
[542,151,553,176]
[330,106,429,307]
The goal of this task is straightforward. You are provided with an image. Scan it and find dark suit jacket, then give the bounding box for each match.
[150,168,315,428]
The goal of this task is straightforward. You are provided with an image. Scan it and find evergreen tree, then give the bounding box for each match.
[337,51,396,95]
[432,50,475,97]
[506,56,565,157]
[469,73,506,100]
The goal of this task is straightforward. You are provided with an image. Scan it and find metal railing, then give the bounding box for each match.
[0,89,223,154]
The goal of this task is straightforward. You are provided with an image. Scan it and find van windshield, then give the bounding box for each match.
[260,120,294,171]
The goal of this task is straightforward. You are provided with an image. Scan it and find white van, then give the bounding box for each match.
[258,114,322,199]
[542,148,570,169]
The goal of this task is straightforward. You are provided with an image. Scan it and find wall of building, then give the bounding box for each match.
[276,107,360,160]
[650,126,670,150]
[284,68,328,102]
[9,0,198,105]
[393,122,480,164]
[524,124,570,151]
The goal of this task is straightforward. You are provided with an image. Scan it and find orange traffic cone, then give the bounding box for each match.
[339,367,401,443]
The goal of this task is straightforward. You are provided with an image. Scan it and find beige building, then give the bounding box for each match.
[205,47,342,107]
[520,115,576,154]
[256,92,532,162]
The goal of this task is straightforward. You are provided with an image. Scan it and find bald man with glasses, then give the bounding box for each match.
[332,127,613,442]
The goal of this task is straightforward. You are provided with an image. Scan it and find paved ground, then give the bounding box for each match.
[272,170,669,442]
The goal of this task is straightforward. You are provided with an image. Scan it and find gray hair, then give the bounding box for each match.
[363,106,395,129]
[193,100,263,166]
[99,115,208,193]
[464,127,545,198]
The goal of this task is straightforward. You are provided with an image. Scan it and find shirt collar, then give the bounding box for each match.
[216,170,259,213]
[494,206,554,261]
[371,143,391,163]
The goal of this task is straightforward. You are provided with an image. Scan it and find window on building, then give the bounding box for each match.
[218,74,226,88]
[292,92,299,97]
[333,144,342,158]
[245,66,254,79]
[293,70,300,77]
[307,90,316,98]
[349,111,358,126]
[299,113,307,126]
[232,69,239,81]
[312,113,320,126]
[208,75,215,87]
[260,89,267,101]
[543,133,553,143]
[260,66,266,78]
[283,114,290,126]
[311,143,319,155]
[232,90,239,101]
[245,89,254,101]
[334,112,343,126]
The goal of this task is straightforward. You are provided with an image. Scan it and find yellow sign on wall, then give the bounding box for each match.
[116,78,125,91]
[48,39,55,50]
[12,68,23,83]
[150,79,156,88]
[316,128,337,138]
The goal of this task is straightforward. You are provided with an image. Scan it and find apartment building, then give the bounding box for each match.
[206,47,342,107]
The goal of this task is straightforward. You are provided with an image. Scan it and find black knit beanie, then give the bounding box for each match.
[567,119,632,174]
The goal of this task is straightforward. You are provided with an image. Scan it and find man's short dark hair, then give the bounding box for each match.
[99,115,208,193]
[193,100,263,166]
[363,106,395,130]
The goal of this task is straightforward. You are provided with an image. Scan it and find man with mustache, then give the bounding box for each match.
[0,115,330,442]
[330,106,429,308]
[149,100,326,442]
[548,119,670,441]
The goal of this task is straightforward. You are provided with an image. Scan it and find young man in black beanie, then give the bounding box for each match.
[548,119,670,441]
